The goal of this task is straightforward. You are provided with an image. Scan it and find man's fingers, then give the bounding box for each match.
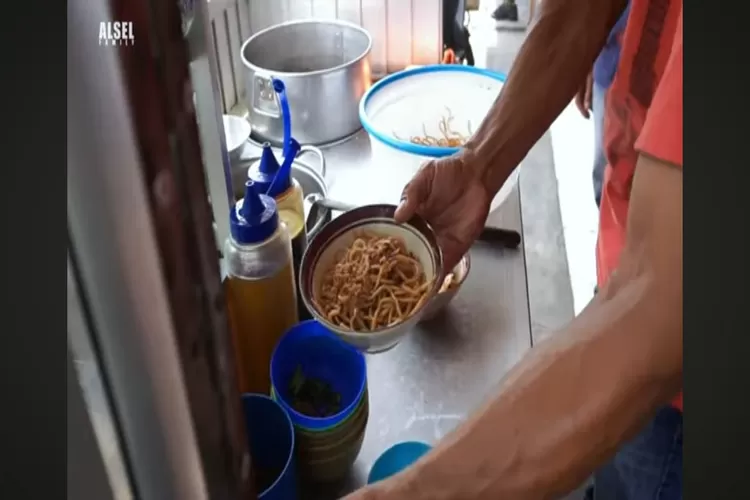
[394,167,431,223]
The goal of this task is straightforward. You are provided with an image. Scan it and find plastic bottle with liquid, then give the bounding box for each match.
[247,77,311,320]
[224,180,299,395]
[247,142,309,321]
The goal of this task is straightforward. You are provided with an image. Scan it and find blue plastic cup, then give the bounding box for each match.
[241,394,298,499]
[270,320,367,431]
[367,441,432,484]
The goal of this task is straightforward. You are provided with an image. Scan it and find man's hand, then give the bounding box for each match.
[575,71,594,119]
[341,486,377,500]
[340,477,409,500]
[394,153,492,271]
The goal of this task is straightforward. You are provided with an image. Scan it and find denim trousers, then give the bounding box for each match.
[587,405,683,499]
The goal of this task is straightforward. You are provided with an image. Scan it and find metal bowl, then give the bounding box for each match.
[299,205,444,353]
[419,254,471,322]
[222,115,251,161]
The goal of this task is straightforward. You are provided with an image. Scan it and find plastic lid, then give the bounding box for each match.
[229,181,279,244]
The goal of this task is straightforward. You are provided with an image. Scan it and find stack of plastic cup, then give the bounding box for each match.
[270,320,369,483]
[241,394,298,499]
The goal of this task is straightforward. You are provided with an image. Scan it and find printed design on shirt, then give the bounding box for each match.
[629,0,670,108]
[605,94,640,198]
[606,95,630,169]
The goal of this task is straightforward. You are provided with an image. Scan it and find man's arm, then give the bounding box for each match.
[369,155,682,500]
[464,0,627,195]
[360,14,684,500]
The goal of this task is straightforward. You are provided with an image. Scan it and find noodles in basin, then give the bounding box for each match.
[393,107,472,148]
[314,232,432,332]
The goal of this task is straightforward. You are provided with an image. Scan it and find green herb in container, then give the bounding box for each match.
[288,365,342,417]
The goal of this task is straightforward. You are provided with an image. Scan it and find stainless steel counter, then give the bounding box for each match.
[237,130,533,496]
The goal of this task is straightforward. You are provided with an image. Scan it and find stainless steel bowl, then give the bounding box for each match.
[419,254,471,322]
[299,205,444,353]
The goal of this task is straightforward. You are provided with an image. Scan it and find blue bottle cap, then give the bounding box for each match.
[247,140,301,198]
[230,181,279,244]
[246,143,282,194]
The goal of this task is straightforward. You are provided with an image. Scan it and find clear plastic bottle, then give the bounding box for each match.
[224,180,298,395]
[248,141,309,320]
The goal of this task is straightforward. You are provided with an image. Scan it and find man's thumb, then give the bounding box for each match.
[394,193,417,223]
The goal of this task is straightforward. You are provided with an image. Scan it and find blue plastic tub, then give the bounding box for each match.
[270,320,367,432]
[367,441,432,484]
[358,64,507,158]
[241,394,298,499]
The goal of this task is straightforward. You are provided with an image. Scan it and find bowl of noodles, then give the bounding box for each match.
[299,204,444,353]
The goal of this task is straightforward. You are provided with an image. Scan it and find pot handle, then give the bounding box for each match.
[297,145,327,178]
[304,194,330,241]
[307,207,330,241]
[251,74,282,118]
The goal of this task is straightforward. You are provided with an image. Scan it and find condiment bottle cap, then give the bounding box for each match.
[246,143,282,194]
[230,181,279,244]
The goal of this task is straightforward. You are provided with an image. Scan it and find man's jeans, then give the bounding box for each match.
[592,82,607,208]
[588,405,683,499]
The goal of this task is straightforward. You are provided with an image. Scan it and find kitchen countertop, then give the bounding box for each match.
[237,130,534,497]
[70,122,580,499]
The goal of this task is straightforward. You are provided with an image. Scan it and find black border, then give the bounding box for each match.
[685,7,749,499]
[1,2,748,499]
[2,0,66,497]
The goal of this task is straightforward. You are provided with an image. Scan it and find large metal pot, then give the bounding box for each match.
[240,20,372,146]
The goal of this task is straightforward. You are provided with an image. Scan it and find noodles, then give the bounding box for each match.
[394,107,472,148]
[314,232,433,332]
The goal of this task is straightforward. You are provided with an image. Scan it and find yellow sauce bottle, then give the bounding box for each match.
[248,142,311,320]
[225,180,298,395]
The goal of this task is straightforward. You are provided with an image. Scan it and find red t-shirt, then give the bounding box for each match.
[597,3,683,410]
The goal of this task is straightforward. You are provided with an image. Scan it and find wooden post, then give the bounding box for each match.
[108,0,256,497]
